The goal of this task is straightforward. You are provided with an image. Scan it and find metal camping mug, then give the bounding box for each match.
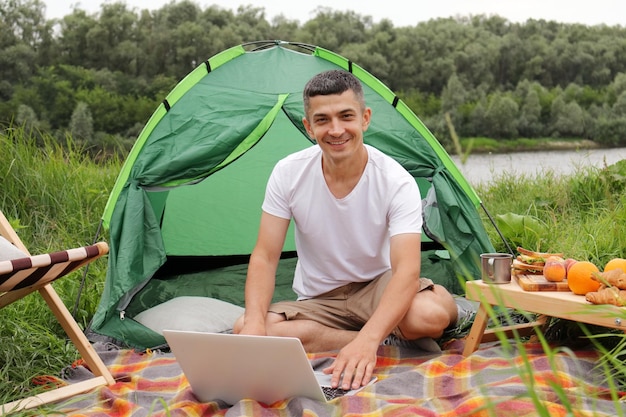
[481,253,513,284]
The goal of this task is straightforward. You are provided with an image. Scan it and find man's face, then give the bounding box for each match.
[303,90,371,162]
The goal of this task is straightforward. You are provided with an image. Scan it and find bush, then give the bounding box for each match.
[593,117,626,146]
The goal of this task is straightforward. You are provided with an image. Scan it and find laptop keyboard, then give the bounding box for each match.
[322,386,351,400]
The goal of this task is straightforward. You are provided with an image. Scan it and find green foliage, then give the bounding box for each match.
[4,3,626,148]
[398,89,441,118]
[484,93,519,138]
[15,104,40,132]
[550,98,585,137]
[0,126,118,407]
[478,162,626,265]
[444,111,473,164]
[518,89,542,137]
[608,72,626,98]
[495,212,547,250]
[0,127,118,249]
[441,74,467,114]
[593,116,626,146]
[69,101,93,143]
[592,329,626,392]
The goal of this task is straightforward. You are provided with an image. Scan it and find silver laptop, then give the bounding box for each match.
[163,330,376,404]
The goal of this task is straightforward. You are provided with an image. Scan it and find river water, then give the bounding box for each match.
[449,147,626,186]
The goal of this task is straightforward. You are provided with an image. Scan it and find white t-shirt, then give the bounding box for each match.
[262,144,422,299]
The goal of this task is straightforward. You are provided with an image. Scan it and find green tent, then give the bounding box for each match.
[88,41,495,350]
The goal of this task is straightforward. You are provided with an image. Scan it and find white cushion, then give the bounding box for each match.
[0,236,28,262]
[134,296,245,335]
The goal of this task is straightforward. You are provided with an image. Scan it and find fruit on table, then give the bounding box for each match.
[544,256,566,282]
[567,261,601,295]
[564,258,578,274]
[604,258,626,273]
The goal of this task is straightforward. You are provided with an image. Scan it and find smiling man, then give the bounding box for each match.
[234,69,459,391]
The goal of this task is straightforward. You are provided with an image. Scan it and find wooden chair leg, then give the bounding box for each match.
[39,284,114,384]
[1,377,108,415]
[0,284,114,416]
[0,210,112,415]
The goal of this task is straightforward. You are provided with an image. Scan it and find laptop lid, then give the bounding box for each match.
[163,330,329,404]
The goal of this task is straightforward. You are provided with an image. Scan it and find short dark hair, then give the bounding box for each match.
[303,70,365,115]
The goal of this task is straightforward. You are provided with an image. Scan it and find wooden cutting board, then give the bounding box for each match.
[514,274,571,291]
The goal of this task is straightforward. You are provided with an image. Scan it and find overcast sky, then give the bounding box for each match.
[44,0,626,27]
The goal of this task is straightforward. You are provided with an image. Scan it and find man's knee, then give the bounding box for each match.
[398,285,456,339]
[432,284,458,323]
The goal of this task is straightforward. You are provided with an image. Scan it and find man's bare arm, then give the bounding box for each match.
[239,212,290,335]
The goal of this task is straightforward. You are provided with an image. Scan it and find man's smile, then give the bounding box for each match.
[326,138,349,146]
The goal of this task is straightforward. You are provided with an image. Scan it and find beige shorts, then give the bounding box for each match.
[268,271,434,337]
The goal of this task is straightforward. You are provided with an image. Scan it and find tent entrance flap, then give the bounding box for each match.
[160,110,310,257]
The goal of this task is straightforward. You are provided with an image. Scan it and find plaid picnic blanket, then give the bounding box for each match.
[54,340,623,417]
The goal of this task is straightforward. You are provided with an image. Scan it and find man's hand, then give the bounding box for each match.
[238,324,266,336]
[237,316,267,336]
[322,333,379,390]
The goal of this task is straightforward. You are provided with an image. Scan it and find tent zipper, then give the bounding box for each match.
[116,276,154,320]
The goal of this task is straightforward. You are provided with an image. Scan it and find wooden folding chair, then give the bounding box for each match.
[0,209,114,415]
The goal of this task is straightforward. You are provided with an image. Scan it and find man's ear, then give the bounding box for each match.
[362,107,372,132]
[302,117,315,140]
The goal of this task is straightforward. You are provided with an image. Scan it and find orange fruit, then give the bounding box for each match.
[604,258,626,273]
[567,261,601,295]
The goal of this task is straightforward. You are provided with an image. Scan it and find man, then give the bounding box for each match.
[234,69,459,391]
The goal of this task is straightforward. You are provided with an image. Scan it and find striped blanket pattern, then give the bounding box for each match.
[56,341,622,416]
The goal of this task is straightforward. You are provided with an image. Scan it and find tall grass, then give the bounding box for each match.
[477,162,626,265]
[1,126,625,414]
[0,127,118,409]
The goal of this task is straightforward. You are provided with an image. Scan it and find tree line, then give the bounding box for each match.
[3,0,626,155]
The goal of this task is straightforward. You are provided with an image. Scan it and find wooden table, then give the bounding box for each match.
[462,278,626,356]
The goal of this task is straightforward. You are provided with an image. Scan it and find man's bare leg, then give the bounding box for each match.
[396,284,458,340]
[233,284,458,351]
[267,314,359,352]
[233,312,358,352]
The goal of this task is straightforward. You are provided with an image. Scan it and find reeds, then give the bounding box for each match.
[1,126,117,413]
